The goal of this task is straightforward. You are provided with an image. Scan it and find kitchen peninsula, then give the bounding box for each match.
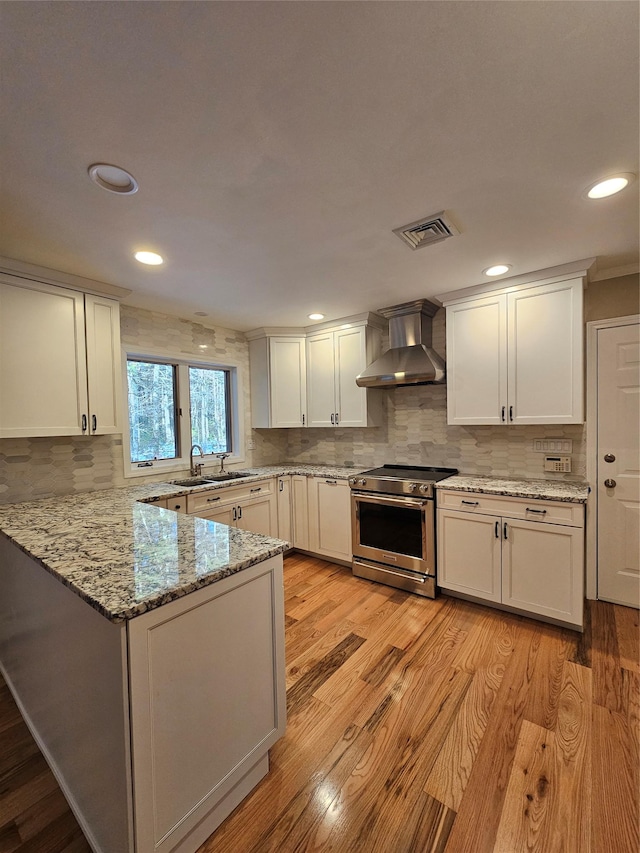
[0,479,290,853]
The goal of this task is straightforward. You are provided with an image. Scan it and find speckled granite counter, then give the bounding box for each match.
[0,488,288,623]
[436,475,589,503]
[0,465,365,624]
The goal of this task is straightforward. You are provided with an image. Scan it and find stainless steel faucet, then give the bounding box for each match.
[190,444,205,476]
[216,452,231,473]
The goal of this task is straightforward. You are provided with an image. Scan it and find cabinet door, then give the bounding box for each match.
[446,294,507,425]
[308,477,351,562]
[437,509,502,602]
[334,327,368,427]
[291,475,309,550]
[237,494,277,537]
[269,337,306,428]
[192,504,237,526]
[507,279,583,424]
[276,477,292,543]
[84,295,122,434]
[0,278,88,437]
[502,518,583,626]
[306,332,336,427]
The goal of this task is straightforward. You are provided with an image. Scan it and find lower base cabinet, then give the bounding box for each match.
[307,476,351,562]
[187,479,277,537]
[437,490,584,629]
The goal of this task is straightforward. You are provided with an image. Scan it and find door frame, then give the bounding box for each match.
[585,314,640,599]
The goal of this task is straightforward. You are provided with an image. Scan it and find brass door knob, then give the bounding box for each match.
[604,479,617,488]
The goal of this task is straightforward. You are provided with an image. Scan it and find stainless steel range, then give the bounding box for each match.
[349,465,458,598]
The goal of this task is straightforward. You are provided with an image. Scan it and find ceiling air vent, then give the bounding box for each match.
[393,210,460,250]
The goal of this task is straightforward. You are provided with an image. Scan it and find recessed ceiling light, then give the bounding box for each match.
[134,251,163,266]
[585,173,635,199]
[483,264,511,277]
[88,163,138,195]
[308,313,324,321]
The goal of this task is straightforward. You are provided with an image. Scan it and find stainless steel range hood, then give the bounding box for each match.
[356,299,445,388]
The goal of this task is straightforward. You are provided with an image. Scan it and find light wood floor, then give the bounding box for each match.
[1,553,638,852]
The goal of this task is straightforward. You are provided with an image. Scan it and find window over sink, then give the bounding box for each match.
[123,350,243,478]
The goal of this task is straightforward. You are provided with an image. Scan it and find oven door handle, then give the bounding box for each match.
[352,493,429,508]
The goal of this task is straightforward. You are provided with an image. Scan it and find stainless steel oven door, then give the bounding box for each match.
[351,492,434,575]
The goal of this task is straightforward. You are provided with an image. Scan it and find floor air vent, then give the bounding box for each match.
[393,210,460,250]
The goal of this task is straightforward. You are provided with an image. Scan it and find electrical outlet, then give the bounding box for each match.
[247,439,256,451]
[544,455,572,473]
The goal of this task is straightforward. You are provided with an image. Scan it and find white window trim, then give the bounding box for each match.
[121,344,246,480]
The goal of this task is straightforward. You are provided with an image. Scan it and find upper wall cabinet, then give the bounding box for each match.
[0,276,122,438]
[442,270,586,426]
[306,319,383,428]
[248,332,307,428]
[248,314,384,429]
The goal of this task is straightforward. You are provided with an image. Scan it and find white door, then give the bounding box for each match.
[308,477,351,561]
[437,509,503,602]
[306,332,335,427]
[446,294,507,425]
[597,322,640,608]
[84,295,121,434]
[237,495,276,537]
[507,278,583,424]
[276,477,292,542]
[269,337,306,428]
[334,326,367,427]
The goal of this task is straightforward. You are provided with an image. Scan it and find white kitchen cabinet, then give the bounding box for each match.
[0,275,122,437]
[444,276,584,425]
[437,490,584,629]
[307,476,352,563]
[187,479,277,537]
[248,332,307,428]
[306,321,383,428]
[276,476,292,543]
[291,474,310,550]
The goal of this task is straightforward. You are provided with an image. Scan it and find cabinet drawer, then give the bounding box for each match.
[187,478,275,514]
[437,489,584,528]
[164,496,187,513]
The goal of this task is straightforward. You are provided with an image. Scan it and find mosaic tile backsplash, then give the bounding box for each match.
[0,305,585,504]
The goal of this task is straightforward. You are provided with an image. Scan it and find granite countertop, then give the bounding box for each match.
[0,465,363,624]
[436,475,589,503]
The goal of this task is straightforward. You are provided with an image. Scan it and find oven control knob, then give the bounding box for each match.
[358,478,367,486]
[349,477,357,485]
[419,484,429,494]
[407,482,418,492]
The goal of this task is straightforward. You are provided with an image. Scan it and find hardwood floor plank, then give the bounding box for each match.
[591,703,640,853]
[591,598,625,712]
[286,619,358,689]
[614,603,640,674]
[423,660,506,811]
[520,624,575,730]
[287,633,367,716]
[570,596,593,667]
[493,720,557,853]
[443,620,544,852]
[542,660,592,853]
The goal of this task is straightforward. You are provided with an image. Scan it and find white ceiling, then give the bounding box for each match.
[1,1,638,332]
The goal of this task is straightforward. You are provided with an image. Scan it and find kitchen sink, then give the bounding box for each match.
[170,472,252,487]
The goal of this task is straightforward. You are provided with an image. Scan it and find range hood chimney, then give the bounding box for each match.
[356,299,445,388]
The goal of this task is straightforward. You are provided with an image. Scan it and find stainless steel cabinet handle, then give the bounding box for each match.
[461,500,479,506]
[91,414,97,432]
[331,413,335,425]
[207,496,221,502]
[604,479,617,488]
[604,453,616,463]
[81,414,87,432]
[526,508,547,515]
[495,521,499,539]
[503,522,508,540]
